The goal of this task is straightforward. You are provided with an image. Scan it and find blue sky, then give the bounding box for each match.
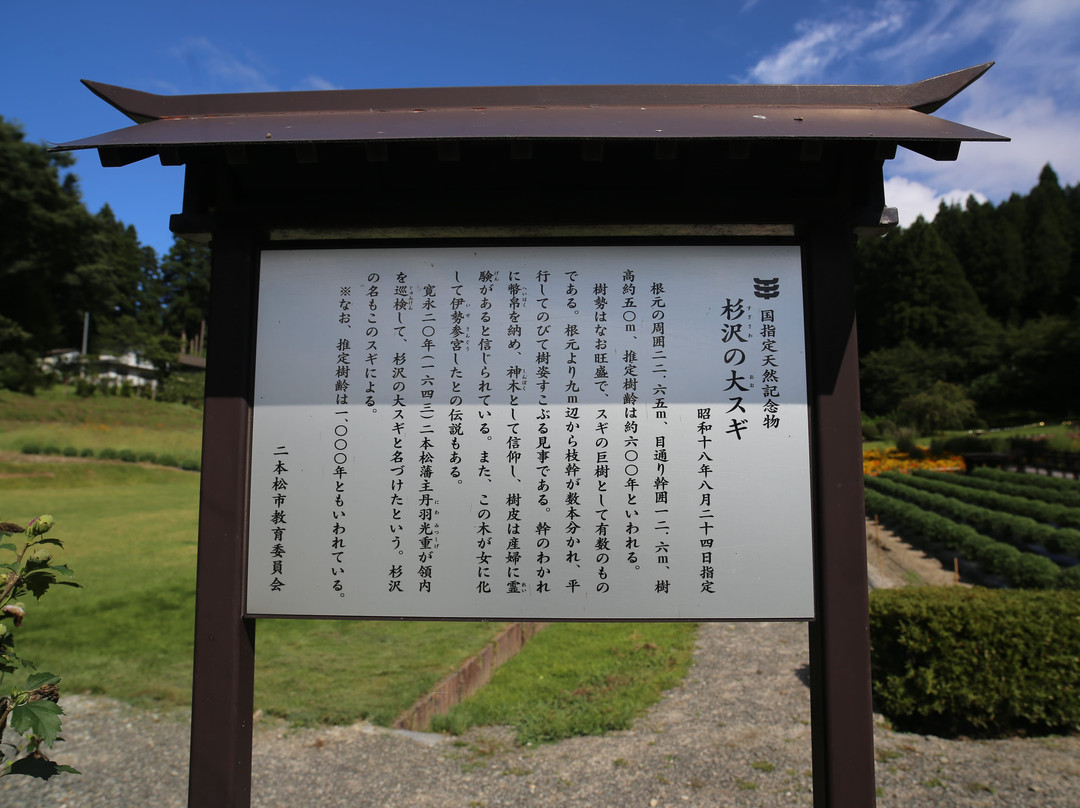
[5,0,1078,257]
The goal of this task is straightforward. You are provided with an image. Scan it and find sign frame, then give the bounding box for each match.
[244,240,817,623]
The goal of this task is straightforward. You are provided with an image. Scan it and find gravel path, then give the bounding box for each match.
[2,617,1078,808]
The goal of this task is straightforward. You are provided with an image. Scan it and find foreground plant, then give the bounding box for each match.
[0,515,80,779]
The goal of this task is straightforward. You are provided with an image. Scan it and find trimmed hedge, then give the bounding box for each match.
[973,465,1080,494]
[886,471,1080,529]
[869,473,1080,559]
[1061,566,1080,589]
[870,587,1080,736]
[863,487,1065,588]
[12,442,193,471]
[916,468,1080,509]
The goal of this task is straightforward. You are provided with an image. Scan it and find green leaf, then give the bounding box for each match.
[0,543,16,553]
[7,754,79,779]
[0,563,18,573]
[36,539,64,549]
[23,571,56,599]
[24,672,60,690]
[48,565,75,577]
[9,701,64,746]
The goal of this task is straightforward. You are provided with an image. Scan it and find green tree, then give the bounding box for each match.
[935,196,1027,324]
[855,165,1080,422]
[855,218,1002,415]
[159,235,211,351]
[0,316,43,393]
[85,209,157,322]
[1022,166,1073,317]
[859,342,962,417]
[875,220,987,348]
[894,380,977,434]
[0,117,95,388]
[82,204,190,384]
[0,118,177,390]
[972,311,1080,421]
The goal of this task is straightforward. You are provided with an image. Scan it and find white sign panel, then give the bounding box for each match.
[247,245,814,619]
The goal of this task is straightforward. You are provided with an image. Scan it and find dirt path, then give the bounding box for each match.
[864,516,973,589]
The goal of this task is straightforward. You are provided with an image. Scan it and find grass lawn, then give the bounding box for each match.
[2,462,202,706]
[255,619,511,726]
[431,622,698,744]
[973,421,1079,447]
[0,386,203,465]
[0,386,203,429]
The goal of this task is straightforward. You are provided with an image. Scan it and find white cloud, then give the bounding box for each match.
[892,1,1080,198]
[883,176,988,227]
[871,1,999,72]
[296,75,339,92]
[747,0,1080,205]
[171,37,278,93]
[745,9,906,83]
[746,1,1080,97]
[1005,0,1080,27]
[875,0,1080,102]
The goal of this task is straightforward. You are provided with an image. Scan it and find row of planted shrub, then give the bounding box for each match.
[913,467,1080,509]
[869,473,1080,559]
[870,587,1080,737]
[881,469,1080,530]
[971,465,1080,496]
[19,444,200,471]
[863,486,1078,589]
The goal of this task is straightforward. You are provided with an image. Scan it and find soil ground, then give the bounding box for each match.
[864,515,974,590]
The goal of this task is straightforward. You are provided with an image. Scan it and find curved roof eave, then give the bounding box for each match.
[52,63,1008,160]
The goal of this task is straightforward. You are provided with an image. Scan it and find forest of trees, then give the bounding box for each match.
[0,116,209,394]
[855,164,1080,430]
[3,113,1078,426]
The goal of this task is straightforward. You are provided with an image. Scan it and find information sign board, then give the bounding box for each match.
[247,244,813,619]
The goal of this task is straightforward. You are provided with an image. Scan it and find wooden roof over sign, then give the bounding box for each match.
[54,63,1006,167]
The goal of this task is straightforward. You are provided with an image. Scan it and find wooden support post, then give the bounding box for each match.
[805,224,877,808]
[187,230,260,808]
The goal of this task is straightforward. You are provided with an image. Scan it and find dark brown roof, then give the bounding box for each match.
[53,63,1006,162]
[177,354,206,369]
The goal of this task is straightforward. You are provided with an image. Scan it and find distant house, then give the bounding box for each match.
[42,348,159,391]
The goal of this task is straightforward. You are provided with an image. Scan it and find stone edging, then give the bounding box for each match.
[392,621,547,731]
